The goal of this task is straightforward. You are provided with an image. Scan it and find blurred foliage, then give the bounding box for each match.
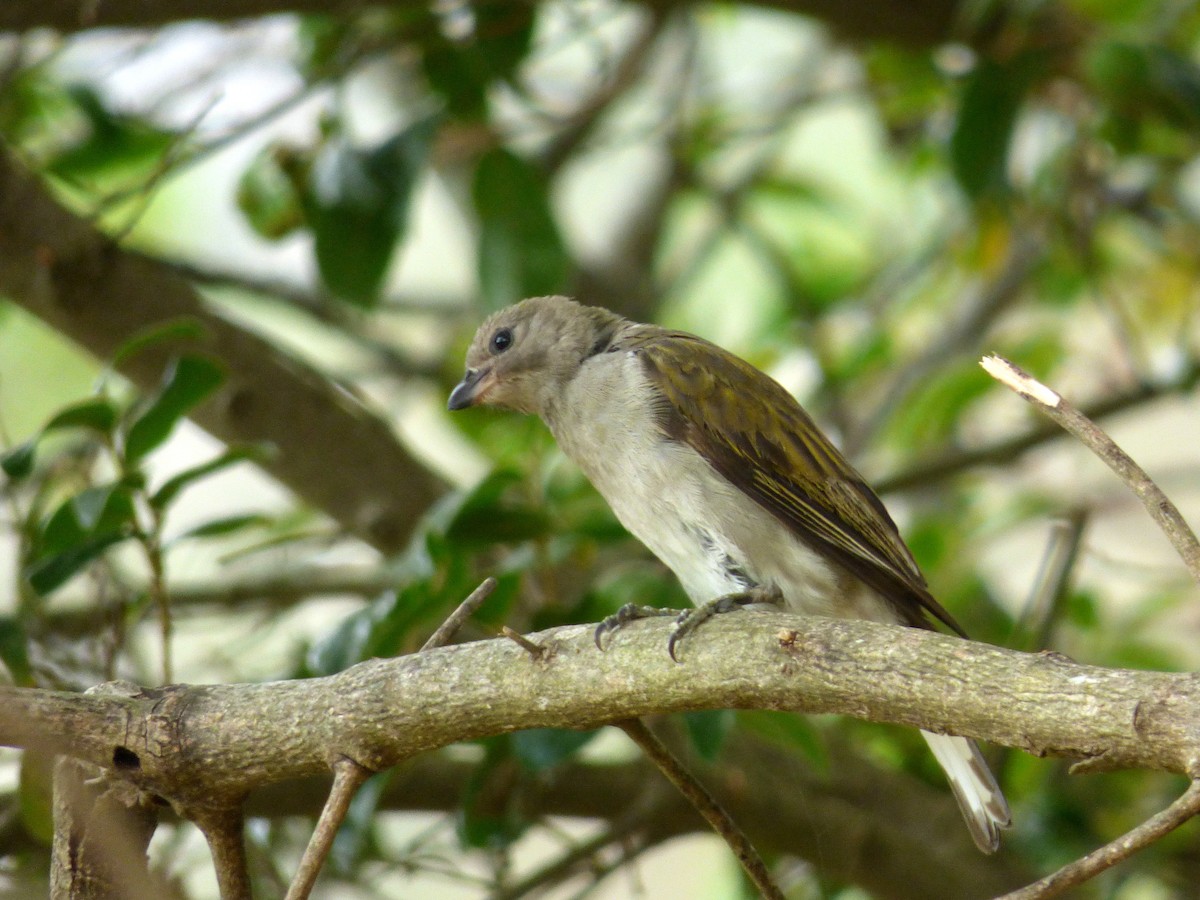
[3,0,1200,896]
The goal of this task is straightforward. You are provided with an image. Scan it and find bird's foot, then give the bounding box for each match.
[594,603,685,650]
[667,586,782,662]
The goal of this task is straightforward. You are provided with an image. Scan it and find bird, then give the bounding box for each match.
[448,294,1011,853]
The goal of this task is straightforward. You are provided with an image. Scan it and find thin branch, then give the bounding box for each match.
[421,577,497,651]
[1000,780,1200,900]
[876,357,1200,494]
[1015,509,1089,652]
[244,734,1032,898]
[490,795,659,900]
[192,805,251,900]
[617,719,784,900]
[540,9,669,174]
[284,756,372,900]
[849,232,1043,454]
[136,505,173,685]
[42,564,398,636]
[981,355,1200,585]
[501,625,549,659]
[166,255,466,318]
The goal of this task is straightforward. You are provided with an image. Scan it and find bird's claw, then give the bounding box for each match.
[596,589,777,659]
[594,603,681,650]
[665,587,781,662]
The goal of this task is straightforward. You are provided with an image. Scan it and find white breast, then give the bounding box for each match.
[545,351,896,624]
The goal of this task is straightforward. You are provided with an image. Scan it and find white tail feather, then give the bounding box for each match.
[922,730,1011,853]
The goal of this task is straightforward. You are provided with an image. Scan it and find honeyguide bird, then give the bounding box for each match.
[449,295,1011,852]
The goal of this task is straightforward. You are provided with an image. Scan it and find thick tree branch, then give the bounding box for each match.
[50,757,167,900]
[0,143,442,554]
[5,614,1200,811]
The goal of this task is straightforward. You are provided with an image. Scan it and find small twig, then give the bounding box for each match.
[877,357,1200,495]
[92,79,325,227]
[615,719,785,900]
[100,93,224,244]
[192,805,251,900]
[162,254,465,318]
[1015,509,1089,652]
[982,355,1200,586]
[490,796,658,900]
[1001,780,1200,899]
[541,8,668,174]
[140,518,172,685]
[501,625,547,659]
[285,756,373,900]
[421,577,497,651]
[850,232,1043,454]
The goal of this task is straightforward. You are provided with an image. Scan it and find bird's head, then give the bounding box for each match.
[448,296,623,418]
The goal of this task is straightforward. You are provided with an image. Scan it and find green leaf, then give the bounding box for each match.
[681,709,734,762]
[458,737,529,850]
[237,145,307,241]
[151,445,273,510]
[511,728,599,772]
[306,120,435,306]
[0,617,32,685]
[1,440,36,480]
[737,711,828,769]
[2,397,120,480]
[19,752,55,845]
[1088,41,1200,140]
[307,600,380,676]
[39,482,137,557]
[951,55,1042,198]
[73,485,113,531]
[123,355,225,465]
[26,532,132,595]
[472,148,568,310]
[171,513,274,542]
[112,318,207,369]
[445,469,551,545]
[360,573,459,660]
[0,69,76,147]
[1065,589,1101,631]
[420,4,535,119]
[297,15,351,79]
[885,362,994,451]
[44,397,119,434]
[47,86,173,181]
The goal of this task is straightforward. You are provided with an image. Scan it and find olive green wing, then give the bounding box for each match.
[626,327,964,635]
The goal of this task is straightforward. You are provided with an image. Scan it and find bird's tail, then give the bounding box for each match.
[921,730,1011,853]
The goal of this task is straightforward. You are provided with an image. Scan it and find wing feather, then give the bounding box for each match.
[621,326,964,635]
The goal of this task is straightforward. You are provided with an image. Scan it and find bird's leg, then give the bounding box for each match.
[668,585,783,662]
[594,603,686,650]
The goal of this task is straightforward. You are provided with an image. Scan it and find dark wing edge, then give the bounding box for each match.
[632,330,967,637]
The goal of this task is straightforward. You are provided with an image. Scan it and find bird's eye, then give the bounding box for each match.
[490,328,514,354]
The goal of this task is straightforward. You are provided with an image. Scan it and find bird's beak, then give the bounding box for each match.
[448,366,494,410]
